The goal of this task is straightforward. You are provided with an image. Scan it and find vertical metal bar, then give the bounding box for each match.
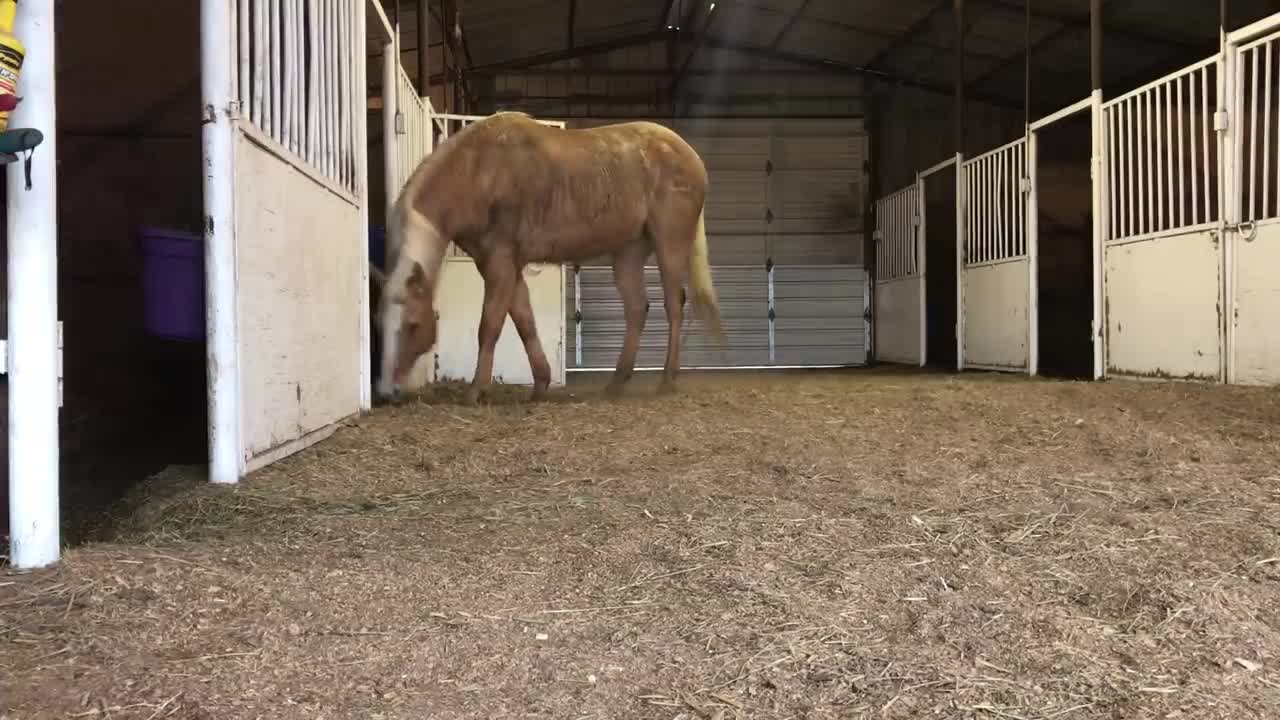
[955,0,965,156]
[308,0,319,166]
[1248,45,1260,221]
[270,0,281,140]
[383,37,398,224]
[253,0,266,126]
[239,0,250,112]
[296,0,305,155]
[1202,65,1212,220]
[1164,81,1174,231]
[574,266,583,368]
[1176,74,1185,228]
[1027,130,1039,376]
[283,0,295,152]
[1018,142,1026,255]
[1155,84,1165,231]
[917,177,927,365]
[1125,98,1134,237]
[767,263,776,365]
[1265,40,1274,220]
[1091,0,1102,91]
[1108,108,1118,239]
[998,149,1008,259]
[1139,90,1149,234]
[1191,71,1202,223]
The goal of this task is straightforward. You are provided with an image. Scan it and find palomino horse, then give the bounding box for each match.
[375,111,724,405]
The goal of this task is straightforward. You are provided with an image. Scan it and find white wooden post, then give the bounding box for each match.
[6,0,60,569]
[356,0,372,410]
[203,0,243,485]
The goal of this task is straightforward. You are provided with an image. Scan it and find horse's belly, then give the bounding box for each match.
[525,217,643,263]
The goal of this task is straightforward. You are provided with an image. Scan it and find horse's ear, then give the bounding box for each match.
[406,261,427,296]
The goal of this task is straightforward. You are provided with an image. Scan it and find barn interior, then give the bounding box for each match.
[3,0,1278,548]
[1034,109,1094,379]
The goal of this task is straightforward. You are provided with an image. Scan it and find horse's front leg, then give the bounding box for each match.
[465,258,518,406]
[508,270,552,401]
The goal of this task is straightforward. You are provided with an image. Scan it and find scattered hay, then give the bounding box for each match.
[3,369,1280,719]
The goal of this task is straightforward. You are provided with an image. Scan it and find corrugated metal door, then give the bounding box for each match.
[565,118,869,370]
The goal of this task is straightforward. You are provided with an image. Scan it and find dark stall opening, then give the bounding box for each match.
[1035,112,1095,380]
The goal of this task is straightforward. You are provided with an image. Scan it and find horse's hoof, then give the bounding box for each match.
[529,383,549,403]
[462,387,482,406]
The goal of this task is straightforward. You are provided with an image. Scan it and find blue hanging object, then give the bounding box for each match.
[0,127,44,189]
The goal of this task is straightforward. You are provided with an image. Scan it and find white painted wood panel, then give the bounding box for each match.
[432,258,567,387]
[874,278,923,365]
[235,132,363,465]
[1232,220,1280,385]
[1105,231,1221,380]
[962,260,1030,370]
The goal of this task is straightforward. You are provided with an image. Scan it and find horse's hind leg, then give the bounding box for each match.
[604,242,650,398]
[508,271,552,401]
[652,233,691,396]
[465,256,518,406]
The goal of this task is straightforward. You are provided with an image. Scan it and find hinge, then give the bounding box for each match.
[1214,110,1228,132]
[573,310,583,324]
[912,214,921,228]
[765,159,773,175]
[765,257,774,272]
[767,307,776,321]
[765,208,774,223]
[395,111,406,134]
[1019,176,1031,193]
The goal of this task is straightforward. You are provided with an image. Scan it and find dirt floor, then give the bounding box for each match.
[3,368,1280,719]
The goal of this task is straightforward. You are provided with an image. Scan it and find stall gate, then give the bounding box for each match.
[386,108,570,389]
[873,183,924,365]
[1102,54,1223,380]
[221,0,369,474]
[960,138,1031,371]
[1225,17,1280,385]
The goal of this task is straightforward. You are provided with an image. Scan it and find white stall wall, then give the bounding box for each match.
[222,0,368,474]
[236,136,364,467]
[433,259,567,387]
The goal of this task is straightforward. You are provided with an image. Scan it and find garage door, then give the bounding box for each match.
[565,118,871,370]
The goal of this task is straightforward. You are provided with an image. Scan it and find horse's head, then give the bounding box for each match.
[376,259,437,401]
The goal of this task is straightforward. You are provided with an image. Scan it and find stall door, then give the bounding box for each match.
[873,184,924,365]
[960,139,1031,372]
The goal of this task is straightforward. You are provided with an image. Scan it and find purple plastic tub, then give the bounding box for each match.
[139,226,206,343]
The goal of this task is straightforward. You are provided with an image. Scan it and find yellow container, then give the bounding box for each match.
[0,0,24,133]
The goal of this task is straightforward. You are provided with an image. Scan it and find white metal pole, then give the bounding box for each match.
[1026,132,1040,377]
[7,0,60,569]
[203,0,242,485]
[955,154,965,371]
[1091,90,1106,380]
[916,177,927,367]
[356,0,372,410]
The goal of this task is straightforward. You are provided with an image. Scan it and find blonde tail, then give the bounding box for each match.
[688,207,726,347]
